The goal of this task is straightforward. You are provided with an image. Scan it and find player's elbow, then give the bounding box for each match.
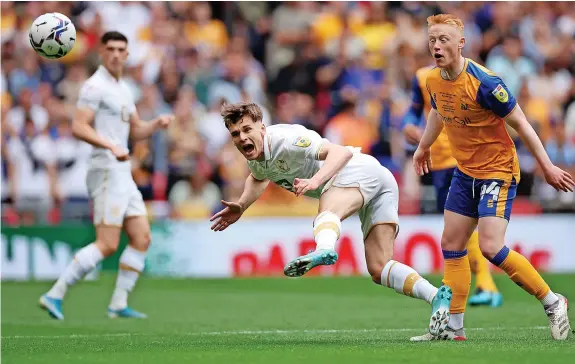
[342,146,353,162]
[504,106,528,132]
[333,146,354,166]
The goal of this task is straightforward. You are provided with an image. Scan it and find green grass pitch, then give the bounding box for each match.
[2,274,574,364]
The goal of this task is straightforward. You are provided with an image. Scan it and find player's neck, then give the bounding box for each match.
[441,56,466,81]
[103,65,122,81]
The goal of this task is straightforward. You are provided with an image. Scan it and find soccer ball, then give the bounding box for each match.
[29,13,76,59]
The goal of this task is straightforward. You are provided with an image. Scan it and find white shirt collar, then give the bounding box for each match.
[98,65,120,83]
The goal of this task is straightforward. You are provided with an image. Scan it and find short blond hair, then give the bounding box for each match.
[427,14,464,32]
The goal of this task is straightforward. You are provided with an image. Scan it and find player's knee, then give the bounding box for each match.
[367,259,391,285]
[131,230,151,251]
[441,233,462,251]
[94,239,119,257]
[479,240,502,260]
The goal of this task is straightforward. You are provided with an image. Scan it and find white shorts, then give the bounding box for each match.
[86,167,147,226]
[323,153,399,239]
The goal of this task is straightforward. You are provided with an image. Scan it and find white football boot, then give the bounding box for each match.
[545,294,571,340]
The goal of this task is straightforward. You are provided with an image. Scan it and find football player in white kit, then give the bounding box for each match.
[39,31,173,320]
[210,102,453,338]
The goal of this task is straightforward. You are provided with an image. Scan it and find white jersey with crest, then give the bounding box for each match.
[76,65,136,170]
[248,124,328,198]
[247,124,400,239]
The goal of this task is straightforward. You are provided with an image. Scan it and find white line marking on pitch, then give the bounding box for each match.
[1,326,548,339]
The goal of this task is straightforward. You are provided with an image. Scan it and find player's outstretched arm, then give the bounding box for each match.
[413,109,443,176]
[505,106,574,192]
[293,142,353,197]
[72,107,129,161]
[129,111,174,141]
[210,174,269,231]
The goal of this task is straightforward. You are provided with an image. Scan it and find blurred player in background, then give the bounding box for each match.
[211,102,452,338]
[402,65,503,308]
[412,14,573,341]
[39,31,173,320]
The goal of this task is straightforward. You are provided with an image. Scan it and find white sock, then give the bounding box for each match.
[47,243,104,299]
[540,291,559,307]
[313,211,341,251]
[381,260,438,304]
[449,313,464,330]
[109,246,146,310]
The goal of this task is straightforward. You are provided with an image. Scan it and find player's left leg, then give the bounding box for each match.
[478,178,570,340]
[364,223,452,338]
[467,230,503,307]
[284,186,363,277]
[108,190,150,319]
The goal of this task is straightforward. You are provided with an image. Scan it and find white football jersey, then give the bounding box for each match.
[76,65,136,170]
[248,124,329,198]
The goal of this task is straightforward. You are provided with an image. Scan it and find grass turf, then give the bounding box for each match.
[2,274,574,364]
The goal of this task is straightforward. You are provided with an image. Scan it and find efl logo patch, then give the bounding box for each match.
[491,84,509,103]
[293,136,311,148]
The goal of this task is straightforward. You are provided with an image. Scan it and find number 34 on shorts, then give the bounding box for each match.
[445,168,517,221]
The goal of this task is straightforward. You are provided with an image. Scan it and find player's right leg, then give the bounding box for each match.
[284,186,363,277]
[412,169,478,341]
[40,225,122,320]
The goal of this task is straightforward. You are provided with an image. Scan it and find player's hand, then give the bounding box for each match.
[110,145,130,161]
[543,165,575,192]
[156,114,174,129]
[210,200,244,232]
[293,178,319,197]
[413,147,432,176]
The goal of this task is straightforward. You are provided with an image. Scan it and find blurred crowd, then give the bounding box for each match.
[2,1,575,225]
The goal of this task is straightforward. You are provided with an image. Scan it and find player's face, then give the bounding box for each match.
[100,40,129,75]
[228,116,265,161]
[428,24,465,68]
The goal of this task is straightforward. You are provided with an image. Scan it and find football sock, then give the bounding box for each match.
[449,313,465,330]
[47,243,104,299]
[442,250,471,315]
[467,231,498,292]
[381,260,438,304]
[489,246,556,305]
[313,211,341,251]
[110,246,147,310]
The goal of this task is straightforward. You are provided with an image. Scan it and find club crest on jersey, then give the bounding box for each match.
[121,106,130,122]
[275,159,290,172]
[293,136,311,148]
[491,84,509,103]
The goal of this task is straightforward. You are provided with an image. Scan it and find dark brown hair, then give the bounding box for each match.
[220,102,263,128]
[101,31,128,45]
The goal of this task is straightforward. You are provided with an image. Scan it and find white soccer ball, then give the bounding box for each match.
[29,12,76,59]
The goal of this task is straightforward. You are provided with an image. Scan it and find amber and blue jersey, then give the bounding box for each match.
[426,58,520,183]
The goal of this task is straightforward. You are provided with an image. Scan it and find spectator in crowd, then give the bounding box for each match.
[6,88,49,134]
[486,33,536,97]
[4,114,60,224]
